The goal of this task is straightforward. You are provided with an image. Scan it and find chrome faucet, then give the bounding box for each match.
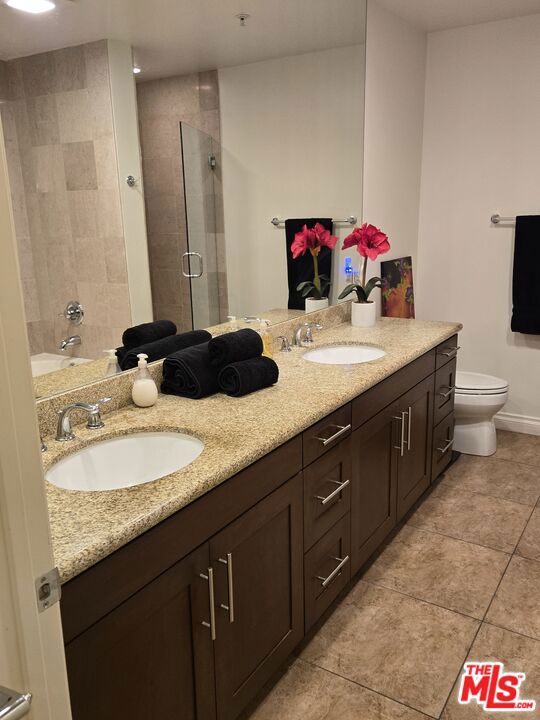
[59,334,81,352]
[305,322,323,343]
[56,397,112,441]
[277,335,292,352]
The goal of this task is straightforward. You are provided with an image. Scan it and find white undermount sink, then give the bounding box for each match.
[302,344,386,365]
[46,432,204,492]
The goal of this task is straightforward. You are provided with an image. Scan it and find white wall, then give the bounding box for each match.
[417,14,540,427]
[363,1,427,305]
[219,45,364,318]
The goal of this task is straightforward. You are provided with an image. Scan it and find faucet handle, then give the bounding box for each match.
[305,322,323,343]
[277,335,292,352]
[86,397,112,429]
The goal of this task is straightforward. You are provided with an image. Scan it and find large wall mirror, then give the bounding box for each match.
[0,0,366,399]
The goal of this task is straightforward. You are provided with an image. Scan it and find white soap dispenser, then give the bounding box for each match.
[103,348,120,376]
[131,353,158,408]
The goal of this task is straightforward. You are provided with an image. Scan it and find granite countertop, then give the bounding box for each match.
[42,317,461,583]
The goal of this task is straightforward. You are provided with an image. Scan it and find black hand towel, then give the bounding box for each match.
[118,330,212,371]
[161,342,219,399]
[122,320,176,349]
[208,328,263,367]
[285,218,333,310]
[511,216,540,334]
[218,356,279,397]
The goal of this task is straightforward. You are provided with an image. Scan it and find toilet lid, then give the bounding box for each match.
[456,371,508,394]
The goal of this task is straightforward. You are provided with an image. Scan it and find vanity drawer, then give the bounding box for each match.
[432,412,455,481]
[304,514,351,632]
[434,358,457,425]
[436,334,460,370]
[304,436,351,550]
[303,404,352,466]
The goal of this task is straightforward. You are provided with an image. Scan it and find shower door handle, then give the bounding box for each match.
[181,252,204,278]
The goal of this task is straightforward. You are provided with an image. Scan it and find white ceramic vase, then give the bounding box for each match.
[305,297,329,313]
[351,300,377,327]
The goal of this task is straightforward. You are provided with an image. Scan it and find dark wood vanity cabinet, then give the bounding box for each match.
[65,543,217,720]
[62,338,459,720]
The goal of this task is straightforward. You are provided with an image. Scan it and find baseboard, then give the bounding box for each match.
[495,412,540,436]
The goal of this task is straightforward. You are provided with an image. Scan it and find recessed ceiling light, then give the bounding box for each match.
[6,0,55,13]
[133,66,141,75]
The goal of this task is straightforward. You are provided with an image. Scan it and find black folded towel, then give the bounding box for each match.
[161,342,219,399]
[285,218,333,310]
[218,356,279,397]
[511,216,540,334]
[122,320,176,349]
[208,328,263,367]
[118,330,212,371]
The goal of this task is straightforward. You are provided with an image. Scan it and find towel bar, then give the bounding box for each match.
[271,215,357,227]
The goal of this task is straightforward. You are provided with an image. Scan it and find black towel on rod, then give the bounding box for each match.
[511,215,540,334]
[285,218,333,310]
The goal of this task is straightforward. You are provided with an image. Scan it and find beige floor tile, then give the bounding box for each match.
[363,526,509,618]
[408,483,531,553]
[249,659,428,720]
[517,508,540,562]
[300,581,479,718]
[442,623,540,719]
[495,431,540,468]
[486,556,540,640]
[442,455,540,506]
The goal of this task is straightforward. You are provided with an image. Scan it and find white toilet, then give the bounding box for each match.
[454,371,509,456]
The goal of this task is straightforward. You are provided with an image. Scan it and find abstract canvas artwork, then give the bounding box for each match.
[381,256,415,319]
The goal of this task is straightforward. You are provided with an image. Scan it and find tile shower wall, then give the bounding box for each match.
[0,41,131,358]
[136,71,227,330]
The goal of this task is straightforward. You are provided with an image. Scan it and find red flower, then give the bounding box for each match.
[291,223,338,259]
[342,223,390,260]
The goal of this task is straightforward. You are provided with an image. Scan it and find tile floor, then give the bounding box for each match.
[249,431,540,719]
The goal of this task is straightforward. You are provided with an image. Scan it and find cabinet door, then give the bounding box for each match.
[350,403,398,575]
[396,375,434,521]
[65,543,216,720]
[210,473,304,720]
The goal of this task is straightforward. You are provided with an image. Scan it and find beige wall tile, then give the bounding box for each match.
[21,278,40,322]
[150,268,183,308]
[38,191,71,238]
[147,233,181,269]
[94,137,118,190]
[51,46,87,93]
[104,237,128,283]
[96,190,123,238]
[63,141,98,191]
[6,59,24,100]
[67,190,98,238]
[56,89,92,143]
[0,61,8,102]
[107,283,132,328]
[77,281,111,327]
[145,194,179,234]
[141,156,175,198]
[73,237,107,283]
[88,85,114,139]
[138,116,180,159]
[20,52,55,96]
[30,145,66,193]
[26,94,59,146]
[26,321,44,355]
[198,71,219,111]
[84,41,109,88]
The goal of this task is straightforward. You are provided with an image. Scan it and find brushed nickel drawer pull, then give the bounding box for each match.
[438,345,461,358]
[406,406,412,451]
[316,555,350,589]
[218,553,235,623]
[393,412,407,456]
[315,478,350,506]
[314,423,351,446]
[437,437,454,454]
[438,385,456,399]
[200,567,216,640]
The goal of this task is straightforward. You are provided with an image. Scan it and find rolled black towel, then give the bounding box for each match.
[161,342,219,399]
[218,356,279,397]
[122,320,177,349]
[208,328,264,367]
[118,330,212,371]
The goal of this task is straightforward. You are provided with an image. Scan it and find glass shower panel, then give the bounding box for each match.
[180,122,221,329]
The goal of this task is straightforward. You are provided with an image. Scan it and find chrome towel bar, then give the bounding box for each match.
[271,215,357,227]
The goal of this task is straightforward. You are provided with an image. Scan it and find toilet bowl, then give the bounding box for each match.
[454,371,509,456]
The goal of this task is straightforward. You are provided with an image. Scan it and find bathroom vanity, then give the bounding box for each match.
[56,326,459,720]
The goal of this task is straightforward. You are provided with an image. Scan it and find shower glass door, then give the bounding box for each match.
[180,122,221,329]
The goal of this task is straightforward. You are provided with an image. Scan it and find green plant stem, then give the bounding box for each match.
[313,253,320,294]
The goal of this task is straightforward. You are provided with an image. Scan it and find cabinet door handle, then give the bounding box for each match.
[0,685,32,720]
[218,553,235,623]
[316,555,350,589]
[406,406,412,451]
[315,478,350,506]
[438,345,461,358]
[314,423,351,447]
[437,437,454,454]
[393,412,407,456]
[200,567,216,640]
[438,385,456,399]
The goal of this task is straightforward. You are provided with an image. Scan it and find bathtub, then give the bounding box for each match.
[30,353,92,378]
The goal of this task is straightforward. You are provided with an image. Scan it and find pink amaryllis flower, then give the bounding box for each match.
[291,223,338,259]
[342,223,390,260]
